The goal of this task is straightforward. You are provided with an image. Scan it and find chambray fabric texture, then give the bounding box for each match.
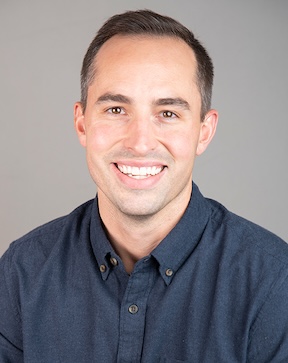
[1,183,288,363]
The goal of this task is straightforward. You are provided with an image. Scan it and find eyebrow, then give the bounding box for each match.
[154,97,190,110]
[95,93,132,105]
[95,93,190,110]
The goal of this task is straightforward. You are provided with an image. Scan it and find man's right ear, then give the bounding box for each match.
[74,102,87,147]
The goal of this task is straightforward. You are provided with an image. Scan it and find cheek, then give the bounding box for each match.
[164,128,199,161]
[86,124,119,152]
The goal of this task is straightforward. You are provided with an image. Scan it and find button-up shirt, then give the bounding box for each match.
[1,183,288,362]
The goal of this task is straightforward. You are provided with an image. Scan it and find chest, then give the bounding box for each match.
[20,254,252,362]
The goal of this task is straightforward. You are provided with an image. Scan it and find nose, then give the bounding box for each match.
[123,116,158,155]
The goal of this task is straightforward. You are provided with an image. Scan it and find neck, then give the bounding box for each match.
[98,190,191,274]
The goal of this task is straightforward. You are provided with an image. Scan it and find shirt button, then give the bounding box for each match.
[128,304,139,314]
[99,264,106,273]
[165,268,173,277]
[110,257,118,266]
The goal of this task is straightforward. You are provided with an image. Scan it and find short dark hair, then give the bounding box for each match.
[81,9,214,120]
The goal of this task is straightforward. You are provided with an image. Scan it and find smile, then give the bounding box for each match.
[116,164,164,179]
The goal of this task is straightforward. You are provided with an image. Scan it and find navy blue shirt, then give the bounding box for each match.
[1,183,288,362]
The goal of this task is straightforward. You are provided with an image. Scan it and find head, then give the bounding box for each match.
[74,10,218,222]
[80,9,214,121]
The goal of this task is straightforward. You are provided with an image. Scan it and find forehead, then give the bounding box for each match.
[93,34,198,80]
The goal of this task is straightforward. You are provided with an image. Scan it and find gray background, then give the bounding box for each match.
[1,0,287,256]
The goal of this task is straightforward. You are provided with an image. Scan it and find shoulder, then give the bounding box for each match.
[1,199,95,268]
[206,197,288,264]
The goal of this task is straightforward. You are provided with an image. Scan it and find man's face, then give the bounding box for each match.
[75,35,217,218]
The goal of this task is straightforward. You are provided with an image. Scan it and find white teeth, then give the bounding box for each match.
[117,164,163,178]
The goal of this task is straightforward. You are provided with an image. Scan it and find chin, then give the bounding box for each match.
[117,199,165,219]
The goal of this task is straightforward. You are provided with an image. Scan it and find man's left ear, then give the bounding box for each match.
[196,109,218,156]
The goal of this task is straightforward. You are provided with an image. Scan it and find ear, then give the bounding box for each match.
[196,109,218,156]
[74,102,87,147]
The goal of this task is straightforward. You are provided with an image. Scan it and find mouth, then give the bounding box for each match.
[116,163,165,179]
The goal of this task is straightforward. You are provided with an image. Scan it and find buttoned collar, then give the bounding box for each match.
[90,182,211,284]
[90,203,116,280]
[151,183,211,285]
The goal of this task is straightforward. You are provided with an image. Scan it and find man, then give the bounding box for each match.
[0,9,288,363]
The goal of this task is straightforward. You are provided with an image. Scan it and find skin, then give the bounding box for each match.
[74,35,218,273]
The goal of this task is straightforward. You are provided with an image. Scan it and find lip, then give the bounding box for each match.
[115,160,165,167]
[112,161,167,189]
[117,163,164,177]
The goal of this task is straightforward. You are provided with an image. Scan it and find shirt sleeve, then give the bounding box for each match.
[248,268,288,362]
[0,249,24,363]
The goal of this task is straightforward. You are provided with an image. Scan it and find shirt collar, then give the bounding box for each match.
[90,198,116,280]
[151,182,211,285]
[90,182,211,283]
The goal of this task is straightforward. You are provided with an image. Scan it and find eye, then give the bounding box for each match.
[107,107,125,114]
[161,110,177,118]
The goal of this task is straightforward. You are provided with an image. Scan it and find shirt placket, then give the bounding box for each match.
[117,258,156,362]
